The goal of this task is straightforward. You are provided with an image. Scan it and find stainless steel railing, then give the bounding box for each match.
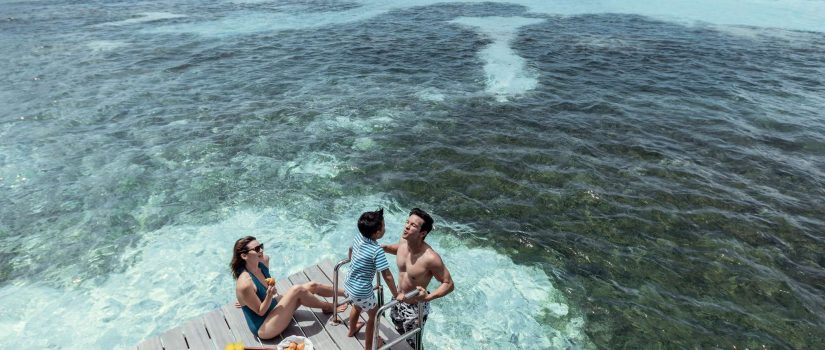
[374,289,423,350]
[331,257,351,325]
[331,255,424,350]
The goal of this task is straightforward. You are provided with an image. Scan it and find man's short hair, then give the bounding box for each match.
[358,208,384,238]
[409,207,434,235]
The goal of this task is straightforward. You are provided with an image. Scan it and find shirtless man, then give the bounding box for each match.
[382,208,454,348]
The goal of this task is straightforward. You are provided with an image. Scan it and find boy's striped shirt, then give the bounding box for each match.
[345,233,390,299]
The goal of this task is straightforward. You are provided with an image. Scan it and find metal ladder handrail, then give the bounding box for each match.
[375,289,423,350]
[331,256,388,323]
[331,256,351,325]
[332,255,424,350]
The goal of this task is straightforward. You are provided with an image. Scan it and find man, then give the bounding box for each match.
[382,208,454,348]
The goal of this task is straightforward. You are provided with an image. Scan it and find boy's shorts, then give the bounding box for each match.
[345,291,377,310]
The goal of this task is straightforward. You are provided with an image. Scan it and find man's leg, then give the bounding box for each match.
[390,302,428,348]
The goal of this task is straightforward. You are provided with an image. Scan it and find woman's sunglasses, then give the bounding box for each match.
[243,243,264,254]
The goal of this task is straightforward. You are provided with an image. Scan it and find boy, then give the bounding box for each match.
[345,208,401,349]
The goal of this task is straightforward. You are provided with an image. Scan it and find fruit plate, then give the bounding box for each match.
[277,335,313,350]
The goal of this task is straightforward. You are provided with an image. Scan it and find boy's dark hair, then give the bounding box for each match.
[358,208,384,238]
[410,207,434,236]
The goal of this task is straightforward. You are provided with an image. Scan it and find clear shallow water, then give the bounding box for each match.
[1,0,824,349]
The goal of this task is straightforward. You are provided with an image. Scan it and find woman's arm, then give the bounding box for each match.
[236,276,276,316]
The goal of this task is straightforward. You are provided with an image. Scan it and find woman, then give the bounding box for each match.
[231,236,344,339]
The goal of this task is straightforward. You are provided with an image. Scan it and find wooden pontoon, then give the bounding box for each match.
[134,260,413,350]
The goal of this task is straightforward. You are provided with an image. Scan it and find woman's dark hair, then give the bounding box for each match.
[410,208,434,236]
[357,208,384,238]
[231,236,256,279]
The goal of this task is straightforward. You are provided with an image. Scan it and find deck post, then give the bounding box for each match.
[415,302,423,350]
[376,271,384,307]
[374,289,422,350]
[331,257,351,325]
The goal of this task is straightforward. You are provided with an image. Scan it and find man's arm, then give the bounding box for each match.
[423,251,454,302]
[382,242,399,255]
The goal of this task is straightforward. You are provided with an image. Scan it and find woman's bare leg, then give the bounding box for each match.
[304,281,346,298]
[289,284,336,311]
[257,289,303,339]
[303,282,348,312]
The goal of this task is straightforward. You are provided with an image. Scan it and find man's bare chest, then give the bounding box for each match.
[397,253,430,280]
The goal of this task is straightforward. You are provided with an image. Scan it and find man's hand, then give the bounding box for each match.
[414,286,428,302]
[403,286,428,304]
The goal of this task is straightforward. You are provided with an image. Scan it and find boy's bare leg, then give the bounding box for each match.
[347,305,365,337]
[364,307,384,350]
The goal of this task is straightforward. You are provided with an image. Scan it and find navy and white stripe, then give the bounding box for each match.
[345,233,390,299]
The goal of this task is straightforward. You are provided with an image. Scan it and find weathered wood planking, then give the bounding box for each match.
[222,303,262,347]
[182,317,214,350]
[202,309,234,349]
[133,260,415,350]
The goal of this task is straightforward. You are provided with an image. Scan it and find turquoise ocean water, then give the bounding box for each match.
[1,0,824,348]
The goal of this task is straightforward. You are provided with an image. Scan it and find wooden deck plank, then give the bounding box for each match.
[295,266,364,350]
[285,272,341,350]
[221,304,262,347]
[182,317,215,350]
[160,326,189,350]
[318,260,414,350]
[203,309,235,350]
[136,260,421,350]
[137,336,163,350]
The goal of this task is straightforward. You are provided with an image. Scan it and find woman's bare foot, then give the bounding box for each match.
[322,303,349,314]
[347,321,365,337]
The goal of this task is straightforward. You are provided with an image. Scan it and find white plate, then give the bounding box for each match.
[277,335,313,350]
